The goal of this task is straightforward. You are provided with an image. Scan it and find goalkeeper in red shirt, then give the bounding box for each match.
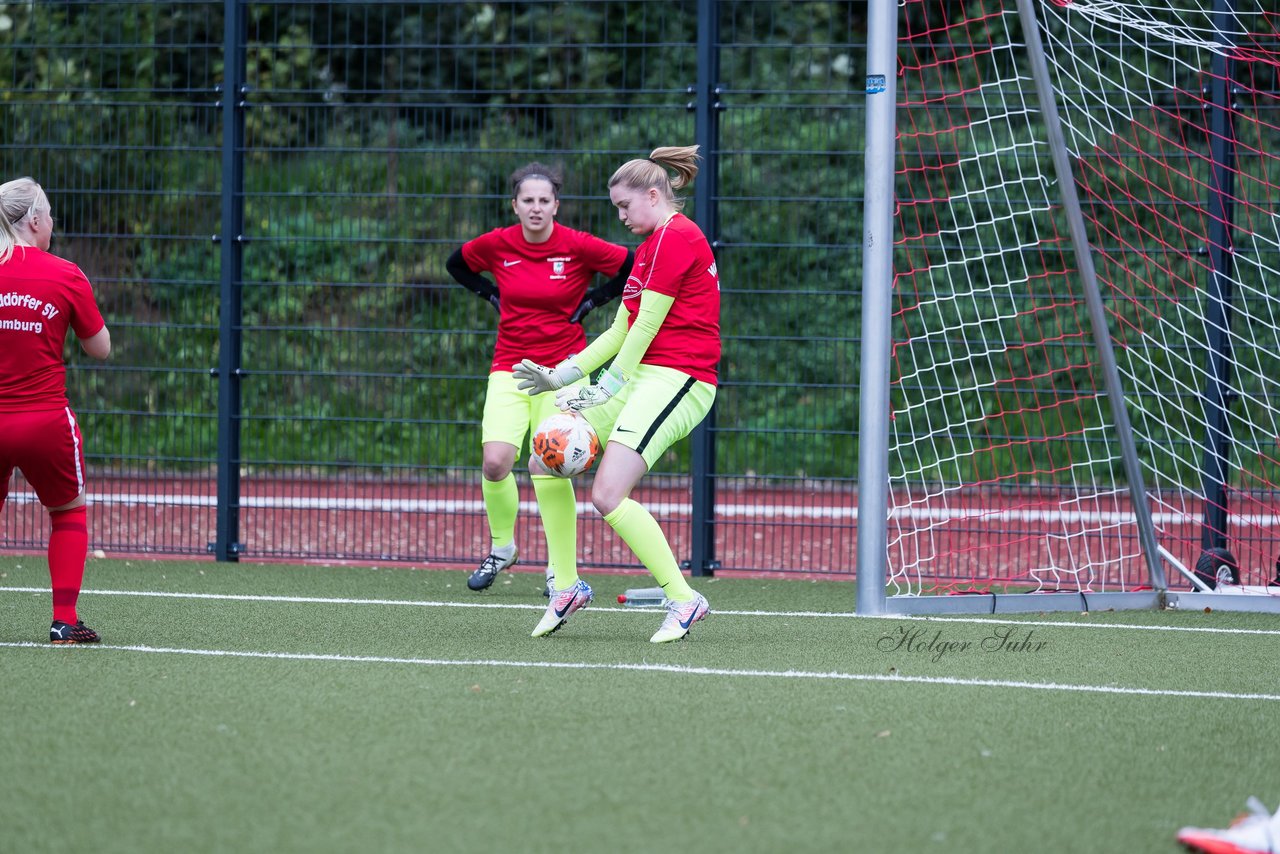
[447,163,633,596]
[514,145,719,643]
[0,177,112,643]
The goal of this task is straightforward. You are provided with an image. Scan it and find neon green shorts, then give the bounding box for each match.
[579,363,716,470]
[481,371,587,452]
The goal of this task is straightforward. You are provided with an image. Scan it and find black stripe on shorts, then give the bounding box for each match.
[635,375,698,457]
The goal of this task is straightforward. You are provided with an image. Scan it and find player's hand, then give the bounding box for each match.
[512,358,584,395]
[568,296,596,324]
[556,367,626,412]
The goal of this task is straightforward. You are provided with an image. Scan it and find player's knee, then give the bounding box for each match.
[590,486,620,517]
[482,458,512,481]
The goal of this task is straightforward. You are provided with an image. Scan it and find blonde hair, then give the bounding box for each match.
[0,177,48,264]
[608,145,700,212]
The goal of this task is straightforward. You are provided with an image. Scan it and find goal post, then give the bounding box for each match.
[854,0,899,618]
[856,0,1280,615]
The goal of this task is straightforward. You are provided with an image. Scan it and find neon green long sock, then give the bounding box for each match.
[603,498,694,602]
[532,475,577,590]
[481,473,518,552]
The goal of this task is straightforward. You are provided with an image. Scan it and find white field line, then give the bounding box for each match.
[2,641,1277,702]
[3,586,1280,636]
[5,491,849,519]
[10,490,1279,526]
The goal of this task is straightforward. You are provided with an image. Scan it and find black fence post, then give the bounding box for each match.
[685,0,721,578]
[214,0,246,562]
[1198,0,1238,554]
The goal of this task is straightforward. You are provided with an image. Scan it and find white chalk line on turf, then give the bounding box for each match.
[0,585,856,617]
[4,491,856,519]
[3,585,1280,635]
[881,613,1280,636]
[0,586,549,611]
[17,489,1280,525]
[2,640,1277,702]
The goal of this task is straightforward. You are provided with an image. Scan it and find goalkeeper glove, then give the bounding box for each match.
[568,293,598,324]
[556,367,627,412]
[511,357,584,395]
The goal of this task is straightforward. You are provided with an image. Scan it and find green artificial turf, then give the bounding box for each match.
[1,556,1276,854]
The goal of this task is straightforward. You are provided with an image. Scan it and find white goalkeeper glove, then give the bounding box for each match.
[556,367,627,412]
[511,357,584,396]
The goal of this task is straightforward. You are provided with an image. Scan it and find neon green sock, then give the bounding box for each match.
[481,473,518,551]
[603,498,694,601]
[532,475,577,590]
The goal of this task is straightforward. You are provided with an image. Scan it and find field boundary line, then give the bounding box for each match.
[3,640,1278,702]
[3,491,856,519]
[889,613,1280,635]
[3,585,1280,635]
[14,489,1274,525]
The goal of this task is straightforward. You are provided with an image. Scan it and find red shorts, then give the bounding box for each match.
[0,407,87,509]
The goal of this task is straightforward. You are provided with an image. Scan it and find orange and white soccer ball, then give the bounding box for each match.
[531,412,600,478]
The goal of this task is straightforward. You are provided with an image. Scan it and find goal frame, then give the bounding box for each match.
[854,0,1280,616]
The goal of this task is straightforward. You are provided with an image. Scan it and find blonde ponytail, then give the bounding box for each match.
[608,144,701,212]
[647,145,701,192]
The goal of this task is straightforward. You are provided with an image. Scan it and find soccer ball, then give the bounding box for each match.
[531,412,600,478]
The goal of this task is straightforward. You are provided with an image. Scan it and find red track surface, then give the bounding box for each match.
[5,474,1277,591]
[2,474,858,577]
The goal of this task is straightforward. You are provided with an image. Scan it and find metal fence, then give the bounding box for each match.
[0,1,864,576]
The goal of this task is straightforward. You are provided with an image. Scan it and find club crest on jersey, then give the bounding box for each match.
[548,255,570,280]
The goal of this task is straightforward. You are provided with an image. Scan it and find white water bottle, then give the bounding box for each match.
[617,586,665,607]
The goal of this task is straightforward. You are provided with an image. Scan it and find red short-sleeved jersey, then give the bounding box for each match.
[462,223,628,373]
[0,247,105,412]
[622,213,720,384]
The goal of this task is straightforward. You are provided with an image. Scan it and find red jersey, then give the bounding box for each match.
[622,213,720,384]
[0,247,105,412]
[462,223,628,373]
